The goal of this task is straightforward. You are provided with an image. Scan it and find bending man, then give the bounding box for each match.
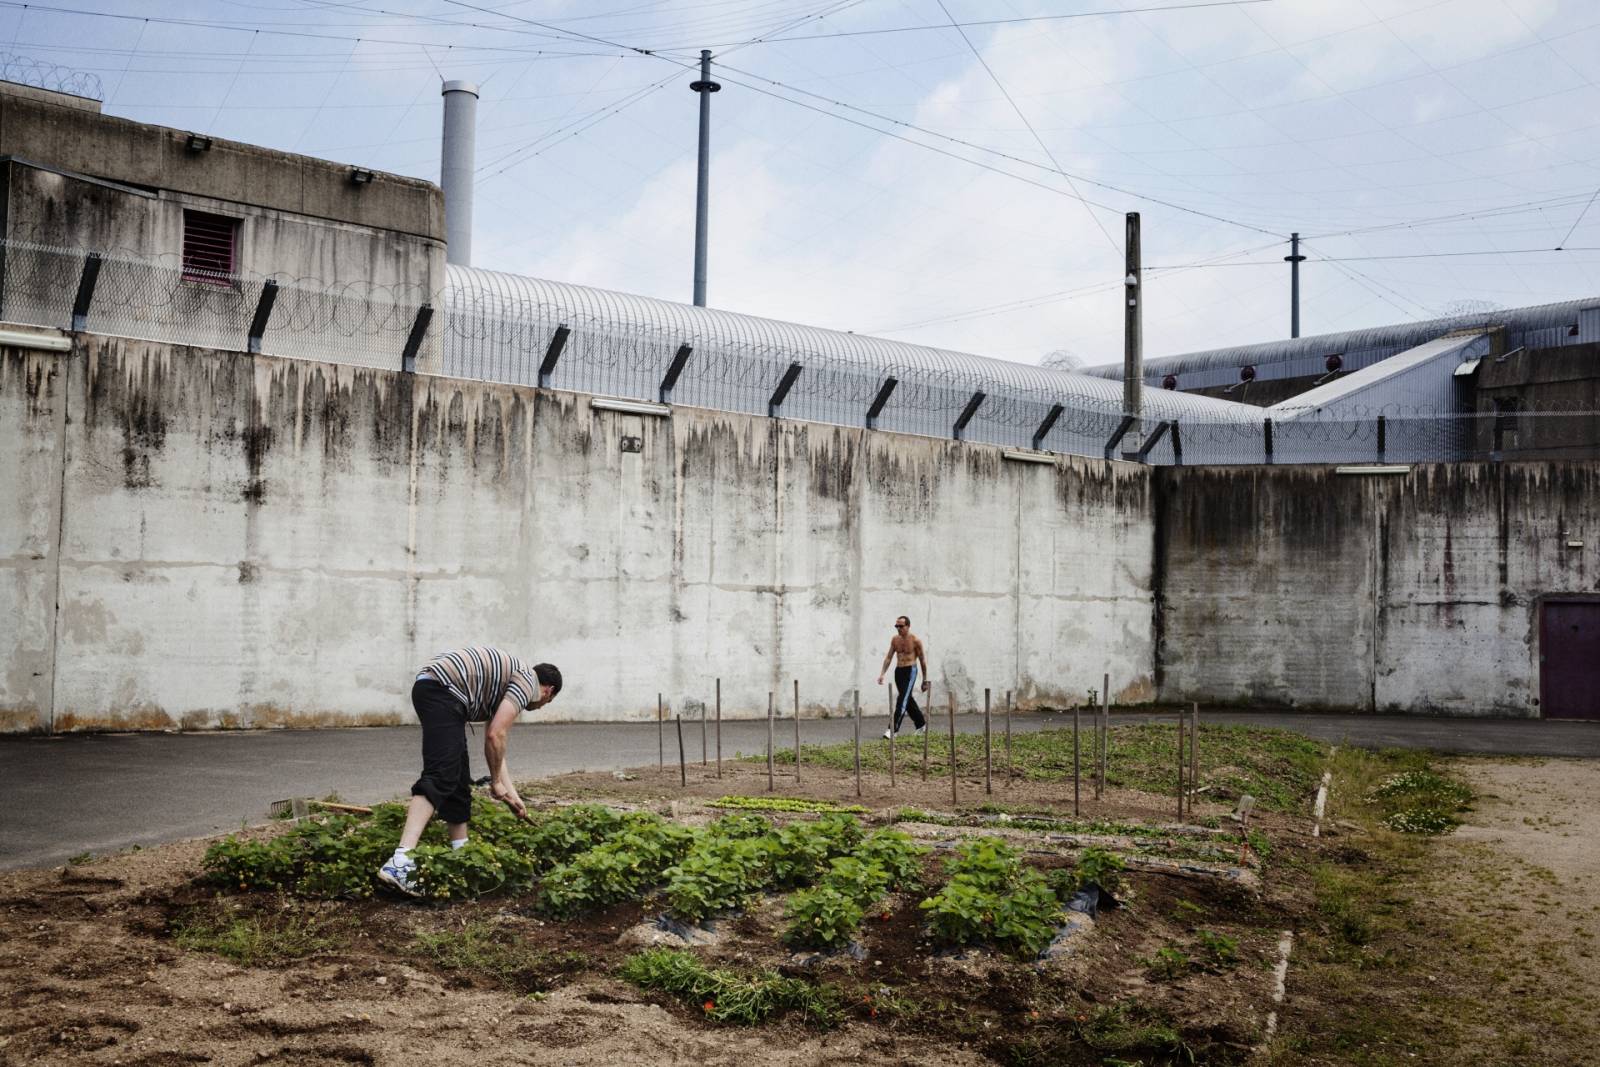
[876,615,929,739]
[378,646,562,896]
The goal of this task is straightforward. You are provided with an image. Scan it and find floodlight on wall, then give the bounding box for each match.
[590,396,670,417]
[349,167,375,185]
[0,328,71,352]
[1001,449,1055,465]
[185,133,213,153]
[1161,373,1178,390]
[1334,465,1411,475]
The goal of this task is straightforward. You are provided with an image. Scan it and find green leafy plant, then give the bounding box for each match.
[662,834,774,921]
[1144,945,1191,980]
[1195,929,1239,967]
[619,948,838,1026]
[538,813,696,918]
[918,838,1061,958]
[1050,846,1126,900]
[768,814,863,887]
[783,855,894,948]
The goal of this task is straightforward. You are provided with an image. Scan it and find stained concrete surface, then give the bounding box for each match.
[3,710,1596,872]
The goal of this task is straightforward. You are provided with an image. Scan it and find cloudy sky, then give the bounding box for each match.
[7,0,1600,366]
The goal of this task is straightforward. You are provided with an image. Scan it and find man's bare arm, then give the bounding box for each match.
[877,642,895,684]
[484,697,526,818]
[916,639,930,690]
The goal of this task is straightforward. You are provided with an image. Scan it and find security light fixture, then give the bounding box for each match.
[591,396,670,417]
[1239,365,1256,382]
[1001,448,1054,464]
[1162,373,1178,390]
[349,167,375,185]
[1335,465,1411,475]
[185,133,213,153]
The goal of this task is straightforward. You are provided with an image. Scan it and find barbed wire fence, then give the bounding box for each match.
[0,54,103,100]
[3,237,1596,465]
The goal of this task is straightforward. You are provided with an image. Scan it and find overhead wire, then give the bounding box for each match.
[931,0,1120,254]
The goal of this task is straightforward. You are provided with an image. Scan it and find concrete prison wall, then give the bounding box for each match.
[0,330,1157,732]
[1154,463,1599,716]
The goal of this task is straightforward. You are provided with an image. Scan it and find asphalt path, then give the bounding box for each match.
[3,710,1596,871]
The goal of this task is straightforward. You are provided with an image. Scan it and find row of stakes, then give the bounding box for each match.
[655,676,1208,821]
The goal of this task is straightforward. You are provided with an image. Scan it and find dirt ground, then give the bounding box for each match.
[1268,755,1600,1067]
[7,753,1591,1067]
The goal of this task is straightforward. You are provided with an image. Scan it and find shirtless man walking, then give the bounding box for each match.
[876,615,930,739]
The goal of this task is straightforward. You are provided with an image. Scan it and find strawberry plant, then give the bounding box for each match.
[783,855,893,949]
[768,814,862,887]
[662,834,774,921]
[919,838,1062,957]
[538,813,696,917]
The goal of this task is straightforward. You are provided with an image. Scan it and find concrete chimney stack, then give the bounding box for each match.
[440,80,479,267]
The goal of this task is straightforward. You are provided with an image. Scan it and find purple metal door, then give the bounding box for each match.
[1541,600,1600,721]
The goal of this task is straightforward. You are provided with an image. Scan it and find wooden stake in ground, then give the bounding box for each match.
[701,691,708,766]
[766,691,775,793]
[676,714,687,788]
[947,688,958,806]
[1091,692,1101,802]
[1073,703,1081,816]
[888,684,897,787]
[983,687,992,795]
[921,687,931,782]
[715,678,723,779]
[793,678,801,785]
[1101,673,1110,799]
[853,688,862,798]
[658,693,665,777]
[1176,713,1185,822]
[1005,689,1013,786]
[1191,701,1200,810]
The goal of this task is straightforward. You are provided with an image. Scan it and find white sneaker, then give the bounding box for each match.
[882,727,895,740]
[914,725,926,736]
[377,859,421,898]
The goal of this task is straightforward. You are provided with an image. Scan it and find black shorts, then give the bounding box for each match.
[410,678,473,824]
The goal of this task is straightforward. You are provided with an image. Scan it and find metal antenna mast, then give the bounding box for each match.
[690,49,720,307]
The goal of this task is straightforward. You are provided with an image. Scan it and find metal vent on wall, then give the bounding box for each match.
[181,211,238,283]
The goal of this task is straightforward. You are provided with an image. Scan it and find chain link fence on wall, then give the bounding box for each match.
[3,237,1596,465]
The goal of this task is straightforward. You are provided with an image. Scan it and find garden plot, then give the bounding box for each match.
[0,723,1495,1066]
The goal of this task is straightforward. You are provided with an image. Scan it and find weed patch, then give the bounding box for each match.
[619,948,839,1026]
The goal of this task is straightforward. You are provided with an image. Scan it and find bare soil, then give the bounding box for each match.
[0,756,1425,1067]
[1269,756,1600,1067]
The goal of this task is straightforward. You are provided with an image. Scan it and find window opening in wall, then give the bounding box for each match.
[182,211,238,284]
[1493,396,1520,453]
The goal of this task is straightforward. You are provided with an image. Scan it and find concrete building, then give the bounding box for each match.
[0,79,445,366]
[0,74,1595,731]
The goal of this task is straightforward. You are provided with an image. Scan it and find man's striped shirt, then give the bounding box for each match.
[418,647,541,722]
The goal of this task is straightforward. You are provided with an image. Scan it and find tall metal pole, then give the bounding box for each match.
[1123,212,1143,455]
[1286,232,1306,338]
[440,81,479,267]
[689,49,720,307]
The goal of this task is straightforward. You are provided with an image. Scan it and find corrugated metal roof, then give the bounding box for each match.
[1083,296,1600,390]
[441,266,1265,451]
